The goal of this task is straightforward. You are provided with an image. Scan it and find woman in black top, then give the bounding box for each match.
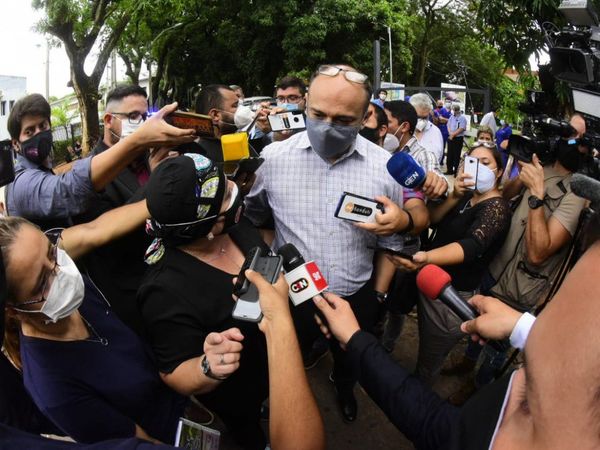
[138,154,269,450]
[389,142,512,383]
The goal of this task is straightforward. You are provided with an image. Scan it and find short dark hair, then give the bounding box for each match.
[376,88,388,96]
[7,94,51,140]
[106,84,147,109]
[195,84,233,114]
[309,64,372,113]
[383,100,417,135]
[371,103,388,129]
[276,76,307,96]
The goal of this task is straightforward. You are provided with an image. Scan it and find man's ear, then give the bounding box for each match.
[207,108,220,124]
[103,112,113,127]
[11,139,20,153]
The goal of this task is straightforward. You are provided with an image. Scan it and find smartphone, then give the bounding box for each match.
[231,157,264,181]
[334,192,385,223]
[267,111,306,132]
[463,156,479,190]
[0,140,15,188]
[165,111,216,138]
[232,248,283,322]
[367,246,415,260]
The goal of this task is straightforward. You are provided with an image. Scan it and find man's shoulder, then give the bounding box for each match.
[261,131,309,160]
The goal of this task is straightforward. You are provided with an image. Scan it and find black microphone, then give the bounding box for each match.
[571,173,600,210]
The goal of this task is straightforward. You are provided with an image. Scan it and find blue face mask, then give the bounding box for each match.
[306,117,359,160]
[278,103,299,111]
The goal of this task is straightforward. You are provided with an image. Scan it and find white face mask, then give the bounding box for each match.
[416,118,428,132]
[40,249,85,323]
[383,133,400,152]
[234,104,255,129]
[475,163,498,194]
[120,120,142,139]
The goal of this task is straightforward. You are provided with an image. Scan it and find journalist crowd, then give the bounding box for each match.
[1,62,600,450]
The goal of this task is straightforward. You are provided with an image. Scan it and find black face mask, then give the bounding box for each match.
[556,139,584,172]
[359,126,380,144]
[20,129,53,165]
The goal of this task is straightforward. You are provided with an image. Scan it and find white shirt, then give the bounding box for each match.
[416,121,444,162]
[244,131,404,296]
[480,111,498,135]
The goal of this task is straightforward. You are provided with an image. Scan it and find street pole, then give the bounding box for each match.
[373,39,381,93]
[45,40,50,100]
[387,26,393,84]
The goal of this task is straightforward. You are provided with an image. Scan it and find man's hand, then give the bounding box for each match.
[233,172,257,196]
[244,269,292,334]
[460,295,523,344]
[148,147,179,172]
[132,102,196,149]
[254,107,272,134]
[518,153,545,199]
[385,252,423,272]
[421,171,448,199]
[203,328,245,379]
[312,293,360,349]
[354,196,406,236]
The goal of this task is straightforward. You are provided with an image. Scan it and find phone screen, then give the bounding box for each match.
[463,156,479,190]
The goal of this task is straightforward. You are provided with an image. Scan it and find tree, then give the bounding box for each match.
[51,100,75,140]
[33,0,139,153]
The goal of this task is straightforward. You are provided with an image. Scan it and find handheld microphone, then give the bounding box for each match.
[571,173,600,210]
[416,264,478,321]
[386,151,427,189]
[278,243,328,306]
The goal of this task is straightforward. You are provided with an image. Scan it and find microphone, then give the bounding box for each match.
[277,243,328,306]
[571,173,600,210]
[386,151,426,189]
[416,264,477,321]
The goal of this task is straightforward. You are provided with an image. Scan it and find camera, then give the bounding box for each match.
[508,0,600,177]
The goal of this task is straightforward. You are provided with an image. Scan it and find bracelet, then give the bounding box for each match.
[400,210,414,233]
[201,355,229,381]
[375,291,388,303]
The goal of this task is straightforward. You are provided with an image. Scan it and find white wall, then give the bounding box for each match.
[0,76,27,140]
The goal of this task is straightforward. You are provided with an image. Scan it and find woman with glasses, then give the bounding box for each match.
[386,142,512,383]
[0,187,240,443]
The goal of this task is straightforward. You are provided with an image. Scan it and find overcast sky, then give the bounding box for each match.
[0,1,546,101]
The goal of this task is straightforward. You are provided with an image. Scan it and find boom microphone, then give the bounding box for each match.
[416,264,477,321]
[571,173,600,210]
[277,243,328,306]
[386,151,427,189]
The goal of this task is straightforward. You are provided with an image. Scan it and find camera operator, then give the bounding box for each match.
[313,237,600,449]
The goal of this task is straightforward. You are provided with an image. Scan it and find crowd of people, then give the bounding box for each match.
[0,62,598,450]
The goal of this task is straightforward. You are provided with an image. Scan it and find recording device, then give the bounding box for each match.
[334,192,385,223]
[166,111,216,138]
[416,264,478,321]
[386,152,426,189]
[0,140,15,187]
[232,247,283,322]
[277,243,328,306]
[571,172,600,209]
[367,245,415,260]
[508,0,600,172]
[463,156,479,190]
[267,111,306,132]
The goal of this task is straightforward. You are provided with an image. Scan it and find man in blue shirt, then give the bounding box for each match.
[446,104,467,175]
[495,120,513,169]
[433,100,450,165]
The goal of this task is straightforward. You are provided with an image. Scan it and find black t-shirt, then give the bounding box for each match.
[137,224,269,421]
[430,193,512,291]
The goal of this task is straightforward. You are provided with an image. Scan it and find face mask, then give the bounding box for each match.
[416,118,428,132]
[475,163,498,194]
[234,105,255,129]
[221,183,244,232]
[120,120,142,139]
[40,249,85,323]
[383,133,400,152]
[20,129,53,165]
[359,126,380,144]
[379,94,387,101]
[278,103,299,111]
[306,117,359,160]
[556,138,584,172]
[217,110,239,135]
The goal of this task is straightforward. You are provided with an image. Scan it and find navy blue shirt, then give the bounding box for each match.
[434,107,451,137]
[20,277,186,444]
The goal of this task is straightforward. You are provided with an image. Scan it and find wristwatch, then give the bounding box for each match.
[201,355,228,381]
[375,291,388,303]
[528,195,544,210]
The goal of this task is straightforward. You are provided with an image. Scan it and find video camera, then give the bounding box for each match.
[508,0,600,177]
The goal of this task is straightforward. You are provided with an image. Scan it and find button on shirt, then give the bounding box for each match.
[244,131,404,296]
[448,113,467,137]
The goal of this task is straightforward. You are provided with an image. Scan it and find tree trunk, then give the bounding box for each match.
[71,68,101,155]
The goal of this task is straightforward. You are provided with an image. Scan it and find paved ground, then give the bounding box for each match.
[215,314,472,450]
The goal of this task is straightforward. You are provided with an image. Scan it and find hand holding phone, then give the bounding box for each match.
[334,192,384,223]
[463,156,479,191]
[367,246,415,260]
[267,111,306,132]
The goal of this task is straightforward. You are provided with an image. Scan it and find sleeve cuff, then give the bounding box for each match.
[509,312,536,350]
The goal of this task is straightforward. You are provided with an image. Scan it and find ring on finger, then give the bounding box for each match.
[220,353,225,365]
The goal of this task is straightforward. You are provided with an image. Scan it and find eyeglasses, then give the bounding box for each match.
[276,95,303,104]
[10,234,60,311]
[111,111,148,124]
[317,65,369,84]
[471,140,497,150]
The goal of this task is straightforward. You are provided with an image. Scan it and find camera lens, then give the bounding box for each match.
[293,117,299,122]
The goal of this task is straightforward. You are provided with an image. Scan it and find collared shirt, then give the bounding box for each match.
[6,153,98,226]
[400,136,445,179]
[415,122,444,164]
[244,131,404,296]
[448,113,467,137]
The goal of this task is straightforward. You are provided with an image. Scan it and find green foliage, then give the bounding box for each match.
[52,138,71,164]
[51,101,74,130]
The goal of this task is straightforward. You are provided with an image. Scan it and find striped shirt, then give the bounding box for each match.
[244,131,404,296]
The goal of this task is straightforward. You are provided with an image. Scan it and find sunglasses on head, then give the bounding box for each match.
[317,65,369,84]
